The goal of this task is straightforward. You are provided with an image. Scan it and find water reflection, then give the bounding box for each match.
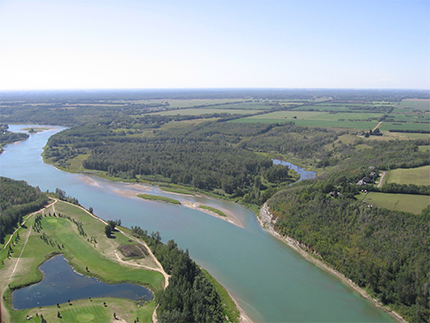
[13,255,153,310]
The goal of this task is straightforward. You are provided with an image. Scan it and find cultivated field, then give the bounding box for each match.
[151,108,261,116]
[399,99,430,110]
[232,110,380,129]
[385,165,430,186]
[362,192,430,215]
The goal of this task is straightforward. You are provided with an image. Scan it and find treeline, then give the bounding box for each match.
[326,139,430,183]
[367,183,430,196]
[268,181,430,322]
[0,177,49,243]
[0,124,28,153]
[131,227,228,323]
[55,188,79,205]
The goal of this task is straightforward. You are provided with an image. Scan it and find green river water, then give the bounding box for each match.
[0,125,396,322]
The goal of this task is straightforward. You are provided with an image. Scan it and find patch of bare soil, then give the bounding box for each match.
[118,244,149,258]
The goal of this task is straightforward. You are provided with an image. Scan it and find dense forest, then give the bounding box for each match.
[0,177,49,243]
[45,122,297,203]
[0,124,28,153]
[268,181,430,322]
[131,227,228,323]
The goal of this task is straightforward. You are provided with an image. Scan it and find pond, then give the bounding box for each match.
[12,255,153,310]
[273,159,317,182]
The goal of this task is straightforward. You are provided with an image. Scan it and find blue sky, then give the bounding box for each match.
[0,0,428,90]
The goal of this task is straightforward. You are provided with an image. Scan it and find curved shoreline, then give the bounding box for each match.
[258,203,408,323]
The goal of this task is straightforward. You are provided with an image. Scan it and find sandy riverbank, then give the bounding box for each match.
[89,179,246,228]
[181,200,244,228]
[258,203,408,323]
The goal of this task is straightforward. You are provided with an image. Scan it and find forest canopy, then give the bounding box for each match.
[0,177,49,243]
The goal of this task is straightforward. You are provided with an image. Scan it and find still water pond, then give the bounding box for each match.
[12,255,153,310]
[12,255,154,310]
[1,125,395,322]
[273,159,317,182]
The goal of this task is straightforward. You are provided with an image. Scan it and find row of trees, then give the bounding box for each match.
[131,227,227,322]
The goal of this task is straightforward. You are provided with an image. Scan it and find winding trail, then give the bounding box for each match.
[3,199,57,250]
[59,201,170,323]
[60,200,170,289]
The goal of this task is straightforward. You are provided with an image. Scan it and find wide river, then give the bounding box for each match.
[1,125,395,322]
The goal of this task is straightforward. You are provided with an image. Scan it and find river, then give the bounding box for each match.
[0,125,395,322]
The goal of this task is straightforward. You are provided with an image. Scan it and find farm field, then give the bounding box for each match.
[379,122,430,132]
[399,99,430,110]
[362,192,430,215]
[385,165,430,186]
[150,108,261,116]
[233,110,380,129]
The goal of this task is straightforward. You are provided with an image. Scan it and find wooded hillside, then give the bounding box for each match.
[0,177,49,243]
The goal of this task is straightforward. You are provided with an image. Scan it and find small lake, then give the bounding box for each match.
[273,159,317,182]
[12,255,154,310]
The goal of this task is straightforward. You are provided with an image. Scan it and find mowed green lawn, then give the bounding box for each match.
[385,165,430,186]
[363,192,430,215]
[3,200,163,323]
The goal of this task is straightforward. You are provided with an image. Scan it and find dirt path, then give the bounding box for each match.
[1,199,58,323]
[60,200,170,289]
[3,199,57,250]
[373,121,383,131]
[378,171,388,188]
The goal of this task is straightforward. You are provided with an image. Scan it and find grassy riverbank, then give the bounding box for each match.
[0,200,164,323]
[199,205,227,217]
[137,193,181,205]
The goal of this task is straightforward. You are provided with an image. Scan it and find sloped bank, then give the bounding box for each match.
[257,203,407,323]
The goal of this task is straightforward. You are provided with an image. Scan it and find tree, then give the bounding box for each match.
[105,225,112,237]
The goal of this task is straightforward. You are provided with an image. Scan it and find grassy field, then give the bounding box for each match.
[232,110,380,129]
[1,200,164,323]
[137,193,181,205]
[361,192,430,215]
[161,98,243,108]
[399,99,430,110]
[385,165,430,186]
[379,122,430,132]
[151,108,261,116]
[11,297,155,323]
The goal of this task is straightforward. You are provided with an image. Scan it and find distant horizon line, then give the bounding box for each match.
[1,87,429,92]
